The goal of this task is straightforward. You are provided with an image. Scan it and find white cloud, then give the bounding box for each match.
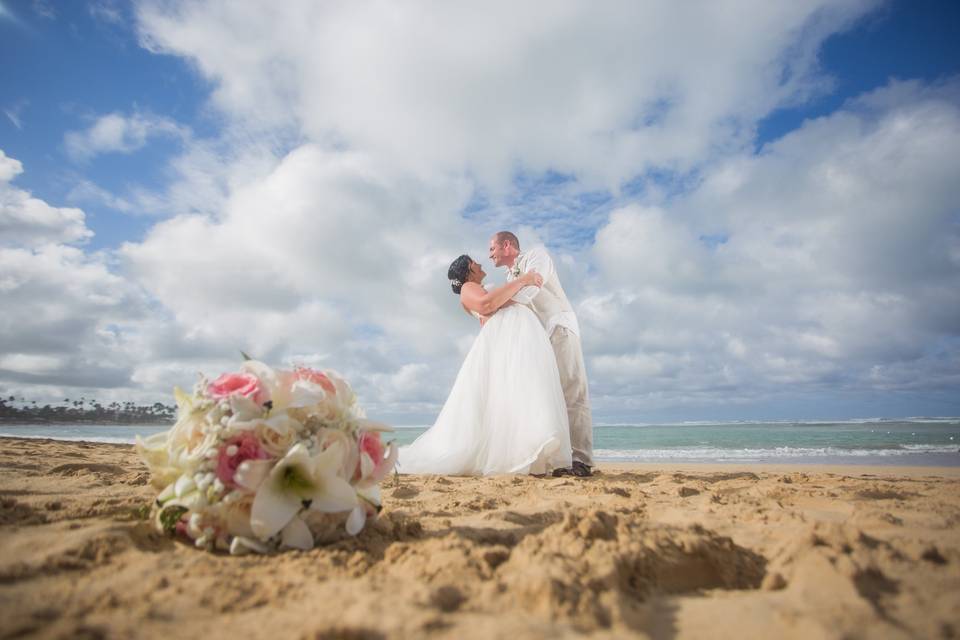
[583,78,960,415]
[0,243,149,389]
[594,205,709,289]
[0,354,64,375]
[136,0,879,190]
[0,148,21,182]
[0,149,94,247]
[66,179,136,214]
[3,100,26,130]
[89,0,123,25]
[64,110,188,162]
[121,144,475,363]
[0,152,154,400]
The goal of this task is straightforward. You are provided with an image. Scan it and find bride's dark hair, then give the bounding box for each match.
[448,254,472,295]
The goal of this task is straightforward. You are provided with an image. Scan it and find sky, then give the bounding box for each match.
[1,0,959,424]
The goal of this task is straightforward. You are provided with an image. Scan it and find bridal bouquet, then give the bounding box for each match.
[136,360,398,555]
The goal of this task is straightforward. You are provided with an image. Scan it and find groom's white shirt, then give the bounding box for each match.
[507,246,580,338]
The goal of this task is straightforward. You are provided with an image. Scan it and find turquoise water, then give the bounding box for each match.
[2,419,958,466]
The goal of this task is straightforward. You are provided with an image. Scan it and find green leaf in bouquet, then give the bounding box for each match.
[158,505,189,534]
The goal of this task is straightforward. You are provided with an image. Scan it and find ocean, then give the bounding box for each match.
[2,418,958,466]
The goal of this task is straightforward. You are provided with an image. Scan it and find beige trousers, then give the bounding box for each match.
[549,327,594,466]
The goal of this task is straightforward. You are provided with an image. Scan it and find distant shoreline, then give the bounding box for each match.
[0,419,174,427]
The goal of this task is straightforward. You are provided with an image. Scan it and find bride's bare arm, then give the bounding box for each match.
[460,271,542,316]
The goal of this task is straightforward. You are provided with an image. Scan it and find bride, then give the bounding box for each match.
[398,255,572,475]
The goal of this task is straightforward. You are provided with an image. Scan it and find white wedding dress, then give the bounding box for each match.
[399,303,572,475]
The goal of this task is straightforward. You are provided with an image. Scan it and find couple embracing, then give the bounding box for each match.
[400,232,594,478]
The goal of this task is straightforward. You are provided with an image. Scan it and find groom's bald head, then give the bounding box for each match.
[489,231,520,268]
[493,231,519,249]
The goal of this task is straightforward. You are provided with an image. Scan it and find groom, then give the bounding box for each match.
[489,231,594,477]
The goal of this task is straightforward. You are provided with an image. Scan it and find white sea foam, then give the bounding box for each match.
[594,417,960,428]
[593,444,960,461]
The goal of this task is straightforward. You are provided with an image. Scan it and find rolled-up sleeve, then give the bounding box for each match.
[511,247,554,304]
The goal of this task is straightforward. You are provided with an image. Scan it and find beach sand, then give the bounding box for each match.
[1,437,958,639]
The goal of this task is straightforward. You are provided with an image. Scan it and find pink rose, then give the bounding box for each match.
[175,518,190,539]
[359,431,384,467]
[216,432,271,489]
[294,367,336,395]
[207,372,268,404]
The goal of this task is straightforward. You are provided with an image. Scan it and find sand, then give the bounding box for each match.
[0,437,958,639]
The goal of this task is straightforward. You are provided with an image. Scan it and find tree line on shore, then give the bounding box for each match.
[0,396,176,425]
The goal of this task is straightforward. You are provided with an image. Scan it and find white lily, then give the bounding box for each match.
[316,428,359,480]
[137,387,215,480]
[240,360,297,410]
[229,536,269,556]
[346,506,366,536]
[356,440,399,489]
[226,393,262,426]
[249,442,357,542]
[227,410,302,449]
[135,431,179,488]
[345,485,383,536]
[288,378,329,409]
[280,514,314,550]
[303,369,355,419]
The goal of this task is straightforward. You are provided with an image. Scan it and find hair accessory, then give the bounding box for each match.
[450,278,462,287]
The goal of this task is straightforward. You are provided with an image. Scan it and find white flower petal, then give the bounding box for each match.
[229,536,269,555]
[309,475,358,513]
[241,360,294,410]
[358,484,382,507]
[316,429,355,478]
[241,360,276,384]
[249,442,316,539]
[281,515,314,550]
[314,437,346,469]
[250,480,301,540]
[135,430,169,459]
[173,386,194,412]
[360,452,375,479]
[228,394,261,423]
[288,379,327,408]
[360,442,399,488]
[345,506,366,536]
[174,474,196,498]
[263,413,302,434]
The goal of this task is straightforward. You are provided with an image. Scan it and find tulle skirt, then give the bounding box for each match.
[398,304,572,475]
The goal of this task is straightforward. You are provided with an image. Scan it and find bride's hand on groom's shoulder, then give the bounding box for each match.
[522,270,544,288]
